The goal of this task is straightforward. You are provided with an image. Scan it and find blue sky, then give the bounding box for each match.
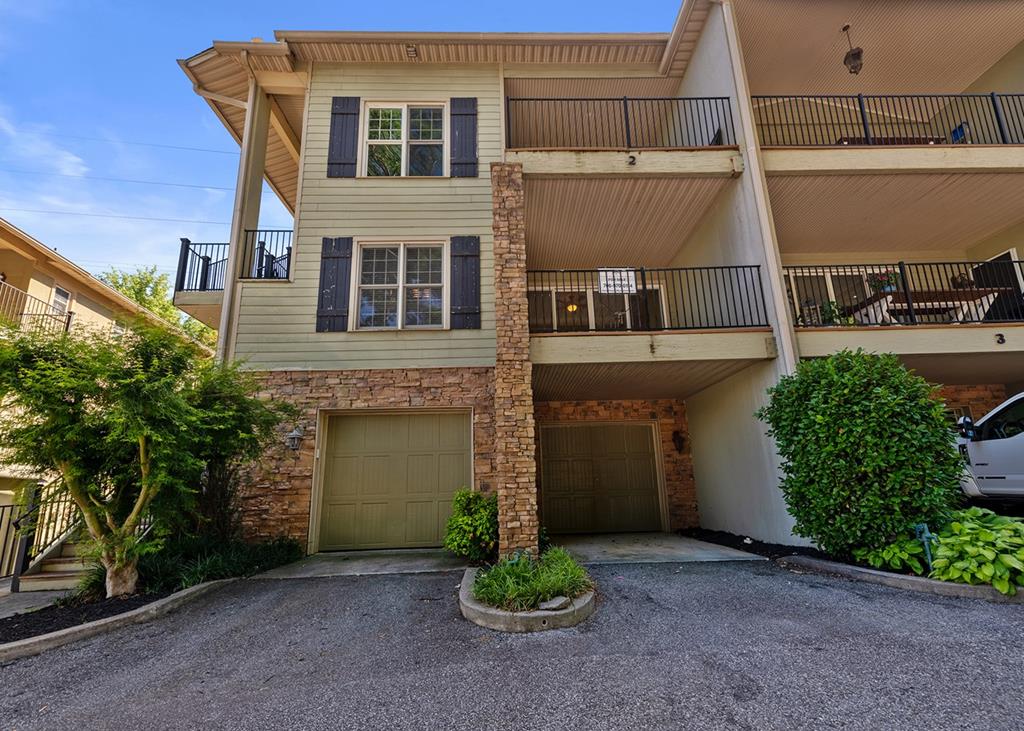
[0,0,680,280]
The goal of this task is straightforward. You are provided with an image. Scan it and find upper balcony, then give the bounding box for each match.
[504,96,743,177]
[173,229,292,328]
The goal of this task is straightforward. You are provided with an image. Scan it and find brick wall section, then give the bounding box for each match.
[245,368,496,546]
[491,161,539,555]
[534,400,698,531]
[935,384,1008,421]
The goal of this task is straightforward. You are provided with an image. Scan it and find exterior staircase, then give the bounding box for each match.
[18,540,89,592]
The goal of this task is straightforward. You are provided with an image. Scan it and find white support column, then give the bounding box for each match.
[717,0,799,372]
[216,77,271,361]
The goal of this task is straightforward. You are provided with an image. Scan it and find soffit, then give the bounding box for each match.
[524,176,731,269]
[733,0,1024,95]
[532,359,758,401]
[504,77,682,98]
[767,172,1024,254]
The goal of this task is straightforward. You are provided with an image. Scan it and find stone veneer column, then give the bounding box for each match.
[491,162,539,556]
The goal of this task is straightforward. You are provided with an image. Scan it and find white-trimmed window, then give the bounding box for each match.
[354,242,447,329]
[363,103,446,177]
[51,286,71,315]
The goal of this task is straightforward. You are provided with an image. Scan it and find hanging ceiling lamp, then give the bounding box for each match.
[842,24,864,75]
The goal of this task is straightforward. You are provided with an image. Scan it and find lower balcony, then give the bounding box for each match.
[785,259,1024,386]
[0,280,73,335]
[527,265,777,401]
[173,229,292,328]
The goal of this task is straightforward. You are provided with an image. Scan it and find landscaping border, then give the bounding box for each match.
[778,555,1024,604]
[0,578,236,663]
[458,568,596,632]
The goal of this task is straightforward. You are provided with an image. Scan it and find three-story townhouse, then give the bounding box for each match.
[174,0,1024,555]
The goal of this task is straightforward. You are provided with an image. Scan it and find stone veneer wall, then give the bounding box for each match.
[533,400,698,531]
[491,162,539,555]
[246,368,496,546]
[935,384,1008,421]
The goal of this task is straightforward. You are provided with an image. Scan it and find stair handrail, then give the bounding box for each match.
[9,476,81,592]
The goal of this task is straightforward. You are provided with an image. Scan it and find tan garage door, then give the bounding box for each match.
[319,412,472,550]
[540,423,662,534]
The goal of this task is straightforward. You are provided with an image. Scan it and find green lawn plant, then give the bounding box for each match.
[756,350,963,557]
[443,488,498,563]
[853,537,928,576]
[472,547,592,612]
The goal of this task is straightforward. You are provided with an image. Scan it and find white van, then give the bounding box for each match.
[957,392,1024,497]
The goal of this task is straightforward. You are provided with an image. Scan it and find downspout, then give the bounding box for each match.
[715,0,799,372]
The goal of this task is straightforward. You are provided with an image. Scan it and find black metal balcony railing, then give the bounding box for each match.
[753,93,1024,147]
[506,97,736,150]
[0,280,73,334]
[527,266,768,333]
[784,260,1024,327]
[175,240,228,292]
[175,229,292,292]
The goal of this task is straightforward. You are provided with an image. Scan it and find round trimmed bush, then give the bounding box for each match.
[756,349,963,556]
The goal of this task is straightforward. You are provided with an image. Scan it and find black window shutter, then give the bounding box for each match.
[450,98,478,178]
[327,97,360,178]
[316,237,353,332]
[450,236,481,329]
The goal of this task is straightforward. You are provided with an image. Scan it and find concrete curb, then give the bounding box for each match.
[0,578,236,663]
[778,555,1024,604]
[458,568,596,632]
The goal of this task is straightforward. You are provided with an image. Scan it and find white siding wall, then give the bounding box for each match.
[233,63,502,370]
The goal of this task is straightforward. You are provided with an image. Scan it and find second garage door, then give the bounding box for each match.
[540,423,663,534]
[318,412,471,550]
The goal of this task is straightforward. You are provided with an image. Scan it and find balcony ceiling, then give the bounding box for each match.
[532,360,760,401]
[734,0,1024,95]
[767,172,1024,254]
[524,176,731,269]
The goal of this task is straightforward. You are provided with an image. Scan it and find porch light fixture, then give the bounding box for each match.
[672,430,686,454]
[841,24,863,75]
[405,44,418,59]
[285,425,305,451]
[565,303,579,313]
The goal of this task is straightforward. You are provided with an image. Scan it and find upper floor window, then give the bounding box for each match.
[355,242,446,330]
[364,103,445,177]
[52,286,71,315]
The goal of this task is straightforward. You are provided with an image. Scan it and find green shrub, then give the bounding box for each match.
[473,547,592,612]
[853,537,927,575]
[443,489,498,563]
[74,536,303,598]
[756,350,963,557]
[930,508,1024,596]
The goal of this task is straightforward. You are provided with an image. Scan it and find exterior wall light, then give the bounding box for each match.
[672,430,686,454]
[285,426,305,451]
[565,303,579,313]
[842,24,864,75]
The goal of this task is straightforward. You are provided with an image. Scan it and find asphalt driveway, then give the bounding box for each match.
[2,561,1022,730]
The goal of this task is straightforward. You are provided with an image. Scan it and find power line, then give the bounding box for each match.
[0,208,230,226]
[0,168,233,191]
[25,131,239,155]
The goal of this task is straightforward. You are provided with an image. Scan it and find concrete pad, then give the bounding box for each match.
[0,581,67,620]
[255,549,467,580]
[555,532,763,564]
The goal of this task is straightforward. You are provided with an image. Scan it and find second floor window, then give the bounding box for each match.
[364,104,445,177]
[356,242,445,329]
[52,286,71,315]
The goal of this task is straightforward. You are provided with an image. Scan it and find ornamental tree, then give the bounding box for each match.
[756,349,963,556]
[0,322,286,597]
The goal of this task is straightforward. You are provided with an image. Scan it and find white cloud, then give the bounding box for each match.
[0,109,88,175]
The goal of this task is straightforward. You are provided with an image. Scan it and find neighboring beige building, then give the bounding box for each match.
[174,0,1024,554]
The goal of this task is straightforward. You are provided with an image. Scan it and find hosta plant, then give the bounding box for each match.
[853,537,928,576]
[930,508,1024,596]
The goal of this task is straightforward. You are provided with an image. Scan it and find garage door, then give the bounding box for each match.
[540,423,662,534]
[319,412,471,550]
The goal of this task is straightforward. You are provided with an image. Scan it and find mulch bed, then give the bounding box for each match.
[680,527,829,561]
[0,593,169,645]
